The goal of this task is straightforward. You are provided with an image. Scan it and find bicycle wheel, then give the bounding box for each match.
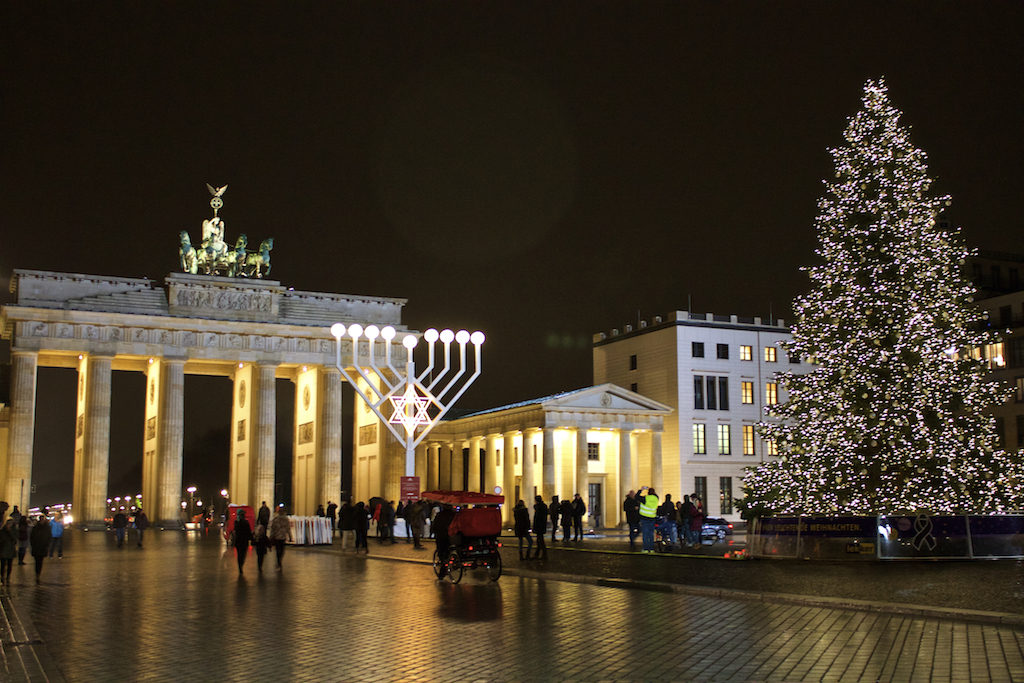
[446,550,463,584]
[432,549,444,579]
[486,550,502,581]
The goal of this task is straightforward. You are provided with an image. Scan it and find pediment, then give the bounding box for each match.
[541,384,671,413]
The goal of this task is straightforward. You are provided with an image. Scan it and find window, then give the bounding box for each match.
[706,377,717,410]
[742,425,755,455]
[765,382,778,405]
[996,417,1006,448]
[741,381,754,404]
[533,444,538,463]
[496,449,501,466]
[766,438,778,456]
[718,377,729,410]
[764,346,778,362]
[629,354,637,371]
[720,477,733,515]
[694,477,707,505]
[739,345,752,361]
[587,442,600,461]
[693,424,706,454]
[692,342,705,358]
[716,343,729,360]
[693,376,704,409]
[1016,377,1024,402]
[630,382,638,393]
[514,447,519,465]
[717,424,731,454]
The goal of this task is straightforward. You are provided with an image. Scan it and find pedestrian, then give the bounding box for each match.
[406,499,425,549]
[549,496,560,543]
[326,500,337,535]
[532,495,548,559]
[690,494,705,548]
[513,499,533,560]
[571,493,586,542]
[17,514,29,563]
[0,501,8,526]
[134,508,150,548]
[253,523,270,572]
[268,506,293,570]
[316,503,326,517]
[432,504,456,567]
[338,500,355,550]
[382,500,396,543]
[49,513,65,558]
[680,495,696,547]
[659,494,678,549]
[256,501,271,527]
[638,486,659,553]
[30,514,51,584]
[559,497,573,542]
[624,490,640,550]
[354,502,370,553]
[9,506,21,522]
[233,509,253,574]
[0,518,15,584]
[112,509,128,548]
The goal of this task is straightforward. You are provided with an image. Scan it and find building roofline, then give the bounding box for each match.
[593,310,790,347]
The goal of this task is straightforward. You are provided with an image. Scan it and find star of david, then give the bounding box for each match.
[389,388,431,432]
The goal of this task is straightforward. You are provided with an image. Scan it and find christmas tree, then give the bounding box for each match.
[745,78,1022,515]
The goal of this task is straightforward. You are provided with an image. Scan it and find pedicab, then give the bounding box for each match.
[423,490,504,584]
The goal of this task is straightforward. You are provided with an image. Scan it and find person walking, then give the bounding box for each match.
[559,498,573,542]
[624,490,640,550]
[29,514,51,584]
[0,518,15,584]
[338,500,355,550]
[513,500,533,560]
[134,508,150,548]
[659,494,678,549]
[256,501,271,528]
[326,500,338,535]
[406,499,425,549]
[571,493,587,542]
[549,496,560,543]
[17,515,29,563]
[354,502,369,553]
[532,495,548,559]
[232,509,253,574]
[680,495,696,547]
[268,506,293,570]
[638,486,659,553]
[49,513,65,558]
[112,510,128,548]
[253,523,270,572]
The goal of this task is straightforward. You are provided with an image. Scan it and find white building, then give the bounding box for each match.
[593,311,811,521]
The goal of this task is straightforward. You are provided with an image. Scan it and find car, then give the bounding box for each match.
[701,517,734,540]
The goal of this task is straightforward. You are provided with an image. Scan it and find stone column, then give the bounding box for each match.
[541,427,556,500]
[426,443,439,491]
[619,429,633,525]
[414,443,427,486]
[156,359,185,527]
[502,432,516,523]
[467,436,481,491]
[4,350,37,512]
[81,355,113,526]
[253,363,277,508]
[651,430,664,494]
[438,442,450,489]
[575,427,589,500]
[450,440,464,490]
[318,367,343,509]
[484,434,498,494]
[521,430,535,502]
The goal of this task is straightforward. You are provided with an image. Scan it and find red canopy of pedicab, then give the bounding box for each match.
[420,490,505,505]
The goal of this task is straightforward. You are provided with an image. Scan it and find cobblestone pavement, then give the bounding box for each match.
[1,530,1022,682]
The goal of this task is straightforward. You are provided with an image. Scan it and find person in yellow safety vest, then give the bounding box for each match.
[637,487,659,553]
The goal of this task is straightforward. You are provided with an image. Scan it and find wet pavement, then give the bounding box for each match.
[0,528,1022,682]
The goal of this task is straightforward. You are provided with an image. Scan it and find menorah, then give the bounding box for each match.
[330,323,484,478]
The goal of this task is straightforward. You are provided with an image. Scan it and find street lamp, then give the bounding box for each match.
[331,323,484,477]
[186,486,197,520]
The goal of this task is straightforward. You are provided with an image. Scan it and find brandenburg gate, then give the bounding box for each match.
[0,268,410,527]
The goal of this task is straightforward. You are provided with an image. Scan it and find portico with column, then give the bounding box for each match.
[424,384,670,527]
[1,269,410,526]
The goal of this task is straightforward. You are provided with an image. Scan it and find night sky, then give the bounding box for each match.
[3,3,1023,504]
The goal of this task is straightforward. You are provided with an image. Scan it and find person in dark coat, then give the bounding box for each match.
[17,515,29,563]
[338,501,355,550]
[232,509,253,574]
[134,508,150,548]
[0,518,16,584]
[353,502,370,553]
[513,500,533,560]
[559,498,573,542]
[432,504,456,562]
[549,496,560,543]
[532,495,548,559]
[256,501,271,527]
[253,523,271,572]
[112,510,128,548]
[624,490,641,551]
[29,514,51,584]
[326,500,337,534]
[571,493,587,542]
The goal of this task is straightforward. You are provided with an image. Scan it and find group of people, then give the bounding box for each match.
[623,488,705,553]
[332,498,434,552]
[230,501,295,574]
[110,507,149,547]
[510,493,587,560]
[0,502,63,584]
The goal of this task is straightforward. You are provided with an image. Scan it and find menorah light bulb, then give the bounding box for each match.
[424,328,439,343]
[402,334,418,349]
[330,323,346,338]
[440,329,454,344]
[471,331,485,345]
[348,323,363,339]
[381,326,396,341]
[365,325,380,340]
[455,330,470,344]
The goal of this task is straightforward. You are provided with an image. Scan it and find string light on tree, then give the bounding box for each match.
[743,78,1024,516]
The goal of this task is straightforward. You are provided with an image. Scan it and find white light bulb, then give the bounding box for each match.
[424,328,439,343]
[455,330,470,344]
[348,324,363,339]
[402,335,418,350]
[439,329,454,344]
[381,326,396,341]
[364,325,380,340]
[471,331,485,345]
[330,323,346,338]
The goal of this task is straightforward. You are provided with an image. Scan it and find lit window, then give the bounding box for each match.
[741,381,753,404]
[742,425,755,455]
[717,424,731,455]
[766,439,778,456]
[693,424,706,454]
[739,345,752,361]
[587,442,600,461]
[719,477,733,515]
[764,346,777,362]
[765,382,778,405]
[694,476,707,504]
